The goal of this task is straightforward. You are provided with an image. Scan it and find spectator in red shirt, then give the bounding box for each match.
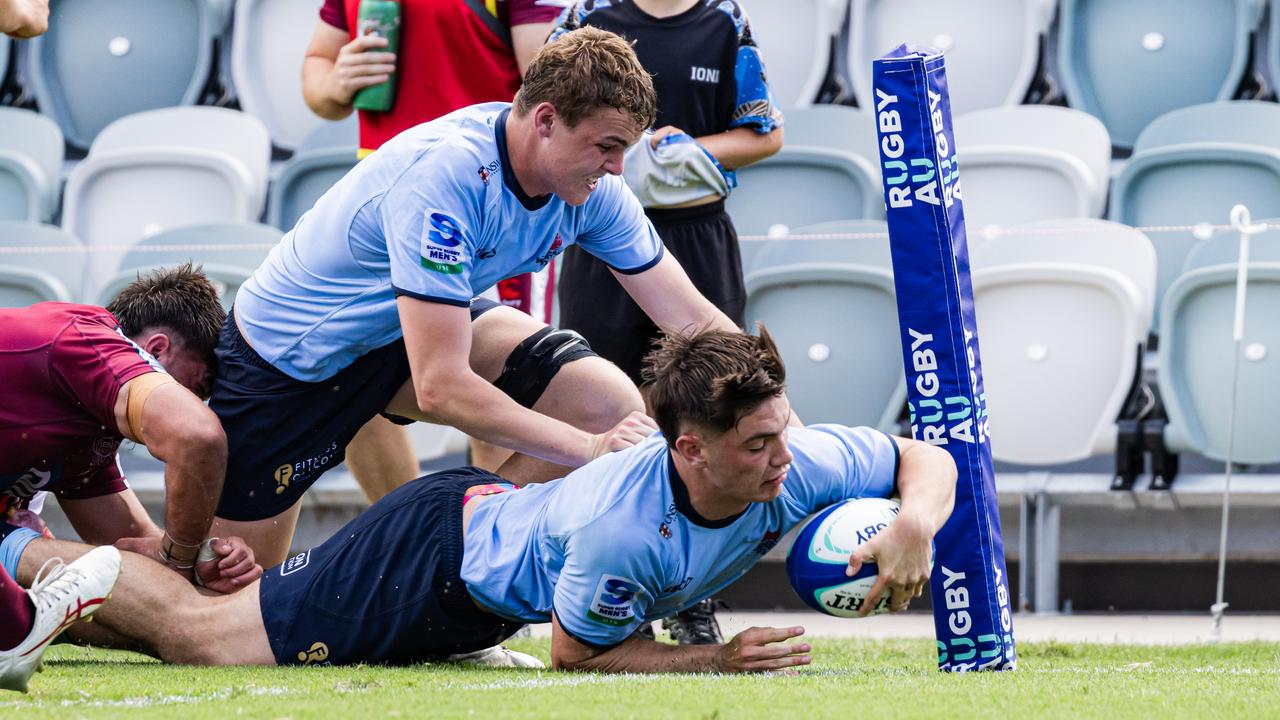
[0,265,260,594]
[300,0,565,501]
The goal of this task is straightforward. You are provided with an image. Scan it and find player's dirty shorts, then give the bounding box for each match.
[258,467,526,666]
[210,298,591,521]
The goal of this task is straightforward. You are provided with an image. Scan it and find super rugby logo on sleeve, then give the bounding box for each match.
[586,575,641,627]
[420,211,467,274]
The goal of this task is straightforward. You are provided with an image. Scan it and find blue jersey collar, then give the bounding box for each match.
[667,454,748,529]
[495,108,553,212]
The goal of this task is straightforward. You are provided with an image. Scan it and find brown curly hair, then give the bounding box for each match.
[514,26,657,130]
[106,263,225,365]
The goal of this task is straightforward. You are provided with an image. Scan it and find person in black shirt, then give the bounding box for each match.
[548,0,784,645]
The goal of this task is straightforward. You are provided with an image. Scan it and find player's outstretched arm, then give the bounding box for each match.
[614,252,738,337]
[395,297,655,468]
[849,437,957,616]
[551,615,810,674]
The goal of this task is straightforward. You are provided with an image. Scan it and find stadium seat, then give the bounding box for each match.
[0,107,64,222]
[1056,0,1264,150]
[735,0,844,108]
[726,146,883,236]
[743,219,904,432]
[62,106,271,301]
[0,221,86,307]
[1109,101,1280,328]
[94,222,281,310]
[1159,225,1280,463]
[19,0,230,149]
[971,219,1156,464]
[230,0,327,151]
[772,104,880,162]
[268,117,359,230]
[0,35,9,91]
[953,106,1111,231]
[848,0,1054,115]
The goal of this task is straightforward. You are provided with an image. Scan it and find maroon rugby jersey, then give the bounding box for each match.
[0,303,162,513]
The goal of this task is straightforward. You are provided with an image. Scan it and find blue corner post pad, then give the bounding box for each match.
[872,44,1017,671]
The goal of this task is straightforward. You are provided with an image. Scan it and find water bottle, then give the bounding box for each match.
[352,0,401,112]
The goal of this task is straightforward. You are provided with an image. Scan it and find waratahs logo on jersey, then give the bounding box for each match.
[421,211,467,274]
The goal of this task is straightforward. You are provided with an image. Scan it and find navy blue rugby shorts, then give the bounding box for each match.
[257,467,525,666]
[209,299,504,521]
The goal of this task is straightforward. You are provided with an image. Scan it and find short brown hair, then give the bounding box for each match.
[643,325,787,445]
[107,263,225,365]
[514,26,657,130]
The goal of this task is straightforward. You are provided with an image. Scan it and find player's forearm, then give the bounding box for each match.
[696,127,783,170]
[894,441,957,536]
[556,636,723,673]
[302,57,356,121]
[160,425,228,545]
[415,370,594,468]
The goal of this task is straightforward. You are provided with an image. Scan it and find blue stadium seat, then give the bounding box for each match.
[735,0,843,108]
[971,219,1156,464]
[268,116,359,231]
[230,0,326,151]
[1110,101,1280,329]
[0,221,86,306]
[0,107,63,222]
[953,105,1111,231]
[1057,0,1264,150]
[849,0,1054,115]
[744,219,904,431]
[725,146,883,236]
[19,0,230,149]
[1159,224,1280,463]
[94,222,280,310]
[62,106,271,301]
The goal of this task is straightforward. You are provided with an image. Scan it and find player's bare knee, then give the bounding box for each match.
[548,358,643,432]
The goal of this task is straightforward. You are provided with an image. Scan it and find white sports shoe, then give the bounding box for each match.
[446,645,545,668]
[0,546,123,693]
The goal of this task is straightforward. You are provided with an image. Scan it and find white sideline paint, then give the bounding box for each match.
[522,612,1280,645]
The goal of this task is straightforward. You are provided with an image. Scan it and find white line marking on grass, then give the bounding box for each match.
[0,684,297,710]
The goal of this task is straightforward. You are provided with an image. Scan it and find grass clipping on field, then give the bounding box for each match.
[4,638,1278,719]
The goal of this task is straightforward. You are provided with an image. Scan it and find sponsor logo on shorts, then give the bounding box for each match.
[586,575,641,627]
[272,442,341,495]
[281,550,311,576]
[297,641,330,665]
[421,212,467,274]
[274,464,293,495]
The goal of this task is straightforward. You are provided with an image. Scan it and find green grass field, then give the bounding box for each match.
[3,638,1277,719]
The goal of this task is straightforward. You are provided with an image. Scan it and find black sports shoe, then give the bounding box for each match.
[633,622,656,641]
[661,598,723,645]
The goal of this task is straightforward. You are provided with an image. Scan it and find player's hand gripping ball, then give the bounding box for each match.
[786,497,906,617]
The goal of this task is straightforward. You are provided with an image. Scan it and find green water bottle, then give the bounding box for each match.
[352,0,401,112]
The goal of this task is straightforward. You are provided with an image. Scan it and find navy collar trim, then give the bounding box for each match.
[667,454,747,529]
[495,108,552,211]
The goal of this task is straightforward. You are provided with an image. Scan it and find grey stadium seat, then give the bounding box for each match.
[735,0,844,108]
[744,219,904,432]
[1056,0,1264,150]
[726,146,883,236]
[62,106,271,301]
[230,0,327,151]
[1109,101,1280,329]
[94,222,281,311]
[0,107,64,222]
[953,106,1111,231]
[19,0,231,149]
[773,104,880,163]
[0,221,86,307]
[268,116,359,231]
[971,219,1156,465]
[1159,225,1280,463]
[849,0,1054,115]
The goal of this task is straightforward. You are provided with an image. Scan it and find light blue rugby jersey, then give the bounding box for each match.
[461,425,900,648]
[235,102,664,381]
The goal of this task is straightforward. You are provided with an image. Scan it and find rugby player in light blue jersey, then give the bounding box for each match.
[206,27,741,570]
[15,326,956,671]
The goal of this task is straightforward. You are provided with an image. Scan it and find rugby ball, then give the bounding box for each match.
[786,497,901,618]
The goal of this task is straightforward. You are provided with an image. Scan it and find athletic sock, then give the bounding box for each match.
[0,565,34,651]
